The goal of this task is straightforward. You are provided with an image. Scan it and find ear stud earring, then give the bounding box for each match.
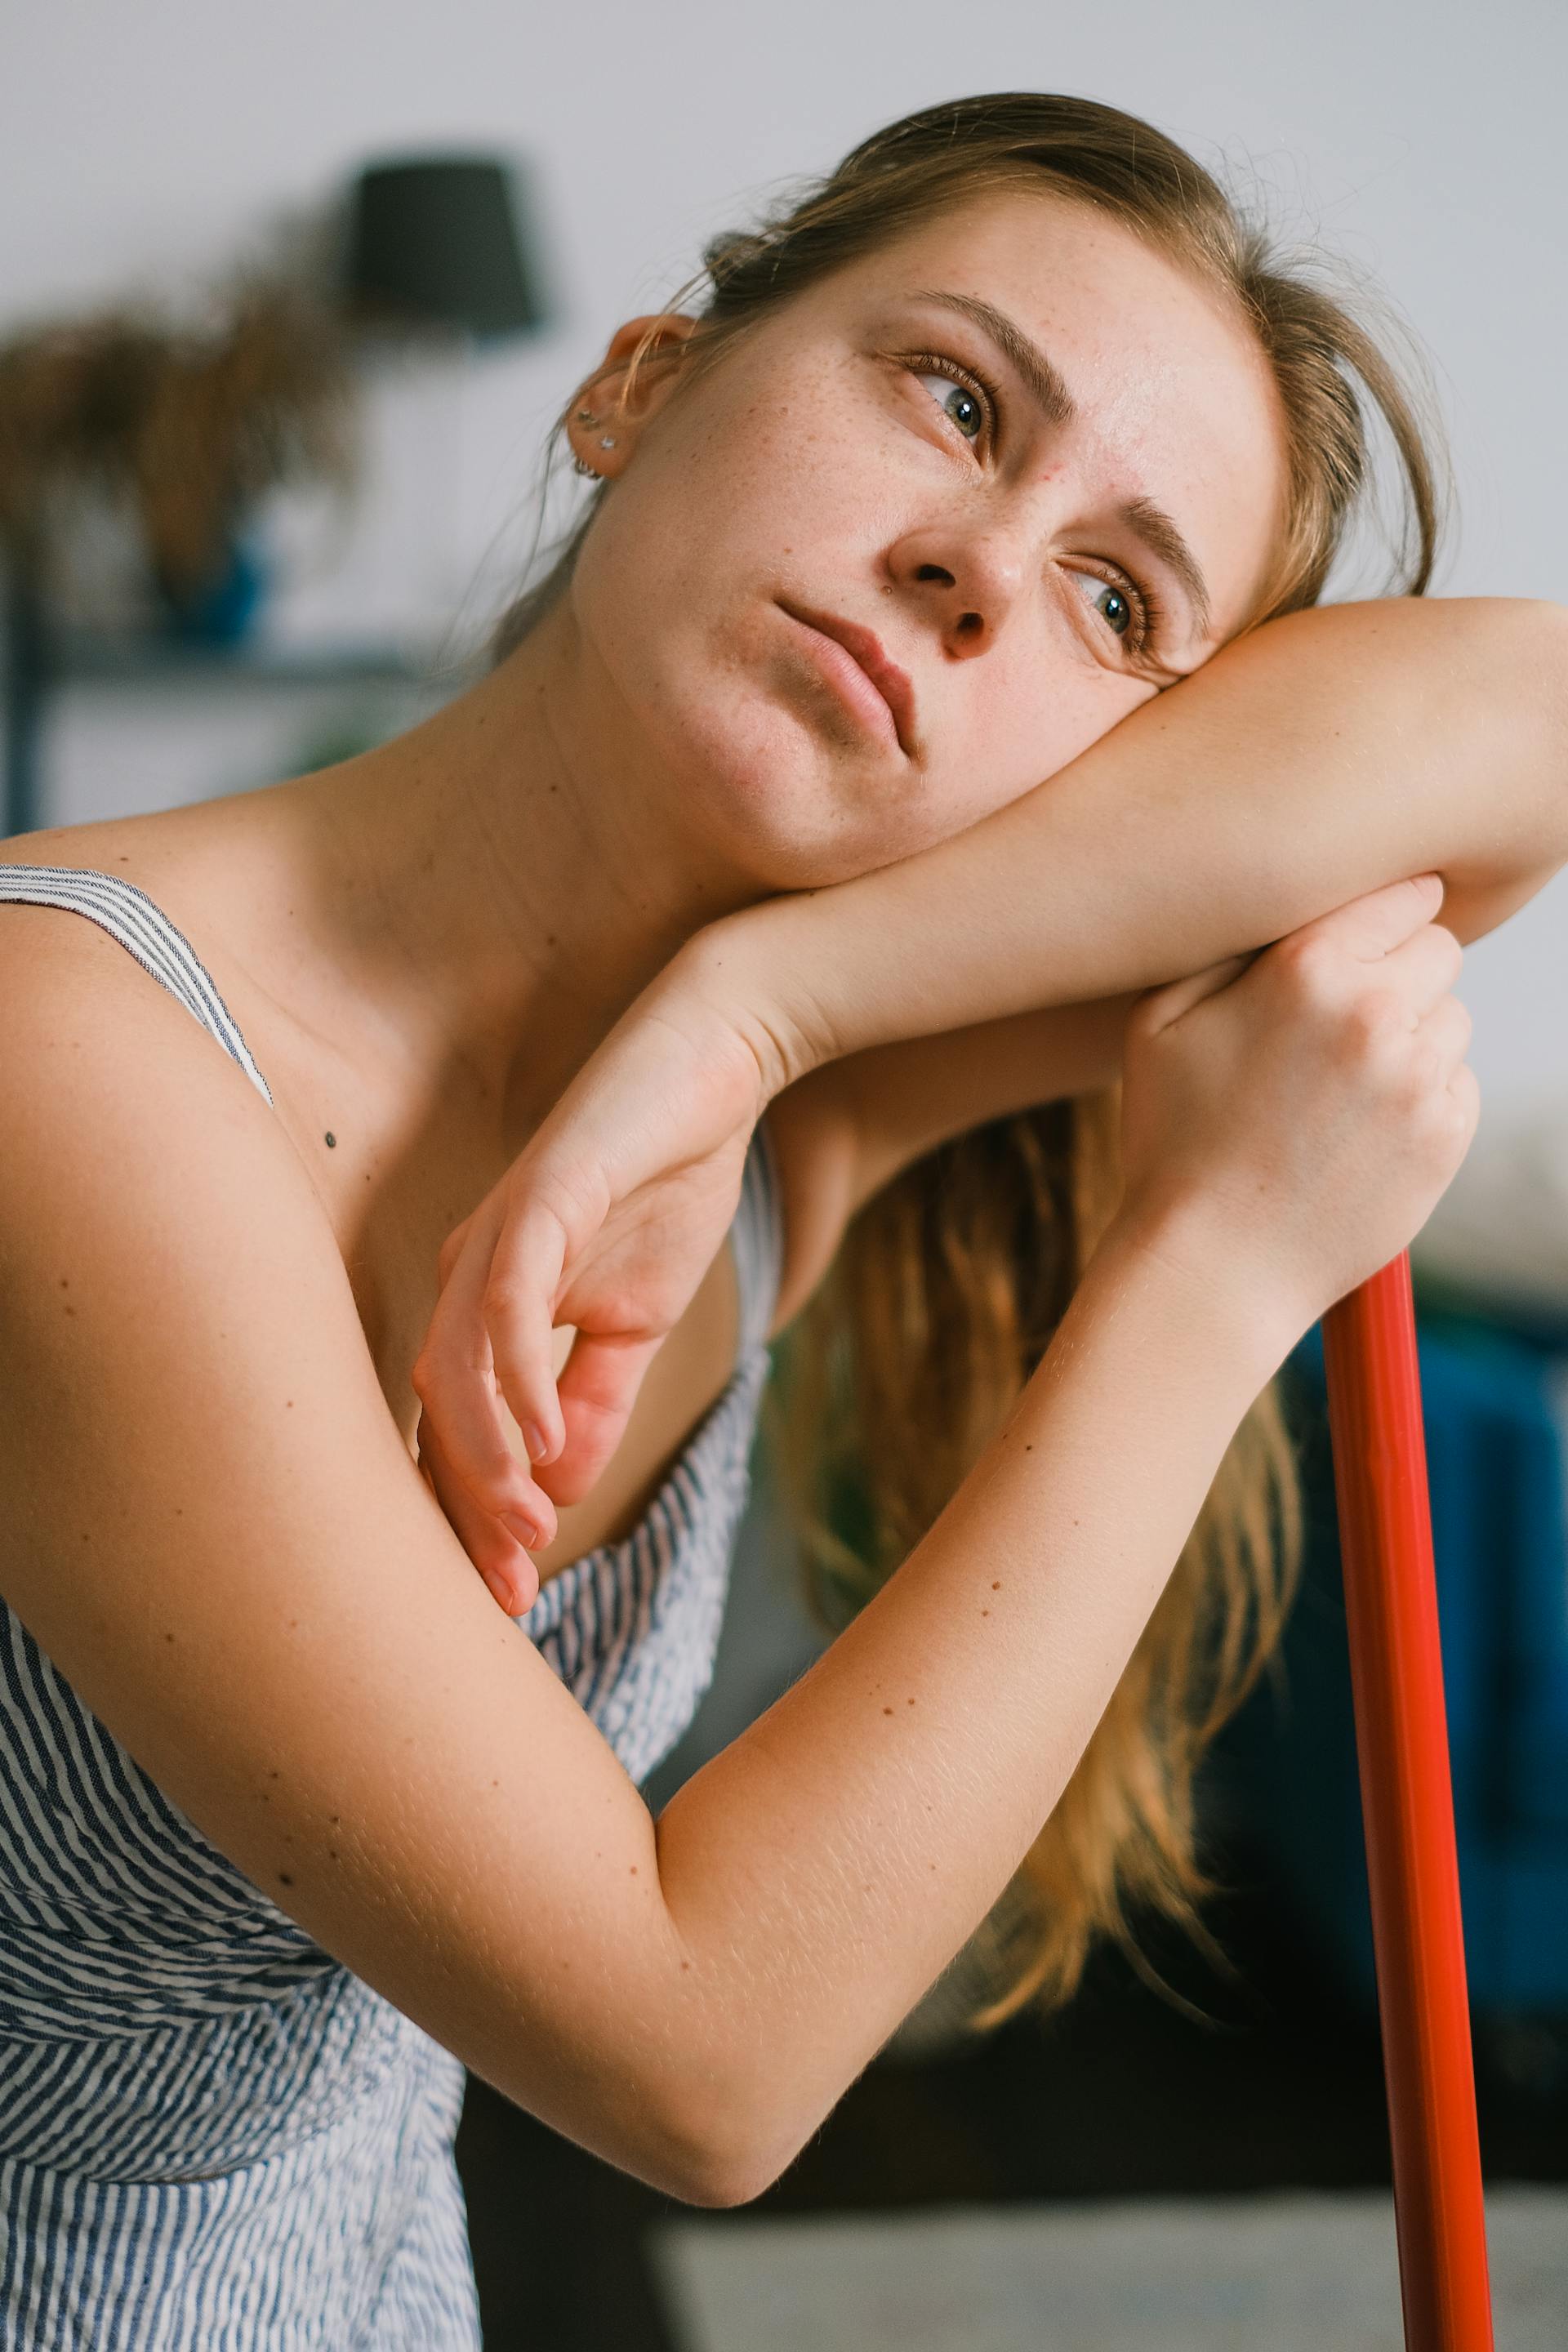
[572,406,617,478]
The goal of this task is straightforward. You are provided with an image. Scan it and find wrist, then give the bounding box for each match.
[671,903,834,1101]
[1092,1200,1312,1392]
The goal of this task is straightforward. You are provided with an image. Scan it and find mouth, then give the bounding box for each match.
[777,599,919,762]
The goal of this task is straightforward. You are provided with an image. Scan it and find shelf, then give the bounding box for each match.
[2,599,473,836]
[34,629,461,689]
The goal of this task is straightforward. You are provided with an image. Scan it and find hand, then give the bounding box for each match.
[1111,872,1480,1346]
[411,963,775,1614]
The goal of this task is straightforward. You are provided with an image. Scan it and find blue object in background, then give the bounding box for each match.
[157,532,267,645]
[1218,1308,1568,2015]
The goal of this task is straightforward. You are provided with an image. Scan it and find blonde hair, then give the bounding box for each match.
[492,92,1449,2030]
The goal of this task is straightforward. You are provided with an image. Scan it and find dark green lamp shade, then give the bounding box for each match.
[345,155,546,337]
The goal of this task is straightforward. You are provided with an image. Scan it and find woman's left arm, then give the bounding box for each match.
[689,595,1568,1092]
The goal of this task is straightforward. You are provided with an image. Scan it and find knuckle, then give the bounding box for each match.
[1411,1043,1450,1101]
[1431,921,1463,974]
[479,1472,534,1520]
[481,1272,524,1321]
[1275,933,1334,995]
[1343,987,1404,1058]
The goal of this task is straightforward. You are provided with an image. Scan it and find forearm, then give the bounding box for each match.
[695,596,1568,1086]
[652,1214,1285,2202]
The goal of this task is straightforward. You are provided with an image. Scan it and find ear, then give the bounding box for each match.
[565,314,702,479]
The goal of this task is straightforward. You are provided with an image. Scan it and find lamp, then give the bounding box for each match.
[336,153,550,635]
[343,154,547,341]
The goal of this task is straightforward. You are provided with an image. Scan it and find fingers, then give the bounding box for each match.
[1446,1060,1481,1143]
[1135,875,1454,1042]
[480,1183,581,1472]
[539,1329,666,1507]
[1298,871,1446,962]
[1414,990,1473,1076]
[1374,920,1464,1021]
[416,1407,541,1618]
[410,1198,561,1547]
[1132,951,1257,1036]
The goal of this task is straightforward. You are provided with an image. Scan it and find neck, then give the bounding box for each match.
[286,595,764,1147]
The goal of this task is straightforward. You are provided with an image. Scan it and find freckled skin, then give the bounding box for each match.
[559,185,1285,905]
[265,186,1286,1178]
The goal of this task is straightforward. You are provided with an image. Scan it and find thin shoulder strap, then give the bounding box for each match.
[0,864,786,1339]
[0,863,276,1107]
[732,1112,786,1356]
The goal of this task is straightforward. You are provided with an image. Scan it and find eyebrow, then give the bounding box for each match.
[910,286,1214,640]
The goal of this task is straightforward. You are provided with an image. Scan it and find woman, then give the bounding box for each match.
[0,90,1561,2350]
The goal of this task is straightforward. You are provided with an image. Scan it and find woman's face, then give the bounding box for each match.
[565,185,1290,890]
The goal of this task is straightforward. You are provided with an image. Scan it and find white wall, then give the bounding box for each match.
[3,0,1564,1110]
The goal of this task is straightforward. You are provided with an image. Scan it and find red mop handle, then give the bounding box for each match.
[1321,1252,1494,2352]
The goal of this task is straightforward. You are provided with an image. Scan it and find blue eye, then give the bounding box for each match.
[1089,581,1130,636]
[917,372,983,443]
[906,353,994,448]
[1067,568,1144,644]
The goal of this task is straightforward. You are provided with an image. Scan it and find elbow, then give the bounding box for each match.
[666,2091,806,2211]
[675,2156,768,2212]
[679,2139,794,2212]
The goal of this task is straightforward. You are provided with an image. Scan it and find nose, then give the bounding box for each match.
[887,508,1036,657]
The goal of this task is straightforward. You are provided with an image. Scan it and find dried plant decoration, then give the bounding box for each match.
[0,276,359,605]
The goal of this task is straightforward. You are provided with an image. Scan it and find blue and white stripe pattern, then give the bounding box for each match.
[0,864,785,2349]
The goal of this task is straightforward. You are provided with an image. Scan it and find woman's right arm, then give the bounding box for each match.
[653,875,1476,2194]
[658,1215,1285,2193]
[0,879,1467,2208]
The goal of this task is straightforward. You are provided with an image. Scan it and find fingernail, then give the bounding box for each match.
[502,1511,544,1550]
[482,1566,519,1614]
[522,1422,547,1463]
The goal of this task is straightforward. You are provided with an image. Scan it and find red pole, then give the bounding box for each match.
[1320,1252,1494,2351]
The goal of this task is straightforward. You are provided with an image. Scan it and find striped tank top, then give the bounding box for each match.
[0,863,785,2350]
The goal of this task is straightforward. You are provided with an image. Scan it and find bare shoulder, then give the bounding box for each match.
[0,927,709,2196]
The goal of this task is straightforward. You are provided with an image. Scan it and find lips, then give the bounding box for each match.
[778,600,919,760]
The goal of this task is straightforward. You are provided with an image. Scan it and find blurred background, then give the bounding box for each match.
[3,2,1566,2345]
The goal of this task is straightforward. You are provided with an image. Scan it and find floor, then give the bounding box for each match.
[646,2185,1568,2351]
[453,1844,1568,2350]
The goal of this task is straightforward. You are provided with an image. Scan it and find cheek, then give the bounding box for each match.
[582,399,832,643]
[937,656,1152,832]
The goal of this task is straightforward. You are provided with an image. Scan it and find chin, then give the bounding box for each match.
[651,681,911,889]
